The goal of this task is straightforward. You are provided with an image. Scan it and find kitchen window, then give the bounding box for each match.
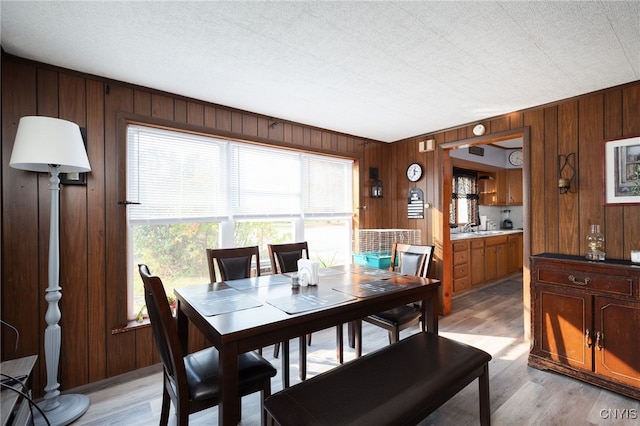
[450,168,480,227]
[126,124,353,320]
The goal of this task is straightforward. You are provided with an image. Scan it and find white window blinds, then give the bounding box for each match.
[127,125,228,223]
[303,155,352,216]
[127,124,353,222]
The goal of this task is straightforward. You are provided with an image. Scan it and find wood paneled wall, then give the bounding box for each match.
[1,53,382,395]
[388,82,640,318]
[2,51,639,394]
[390,83,639,258]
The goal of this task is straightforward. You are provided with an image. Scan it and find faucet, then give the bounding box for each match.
[462,223,476,233]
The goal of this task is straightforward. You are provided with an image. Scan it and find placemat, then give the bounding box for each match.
[318,268,347,277]
[266,291,356,314]
[226,274,292,290]
[356,269,405,279]
[333,280,408,298]
[185,287,263,316]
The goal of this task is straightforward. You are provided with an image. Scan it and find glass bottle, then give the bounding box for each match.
[586,224,605,261]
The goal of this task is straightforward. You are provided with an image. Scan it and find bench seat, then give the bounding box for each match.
[264,332,492,426]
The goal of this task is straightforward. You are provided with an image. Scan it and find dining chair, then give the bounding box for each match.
[138,264,276,426]
[206,246,274,356]
[359,243,435,347]
[267,242,317,381]
[206,245,260,283]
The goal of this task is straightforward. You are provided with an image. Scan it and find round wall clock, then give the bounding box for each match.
[509,150,523,166]
[406,163,423,182]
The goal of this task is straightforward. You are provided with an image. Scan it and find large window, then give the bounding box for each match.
[126,124,353,319]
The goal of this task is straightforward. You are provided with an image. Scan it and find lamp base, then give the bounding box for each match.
[34,394,90,426]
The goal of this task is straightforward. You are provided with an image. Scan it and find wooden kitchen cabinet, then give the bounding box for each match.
[529,254,640,400]
[451,232,521,295]
[470,239,485,287]
[494,169,522,206]
[507,233,523,273]
[452,240,470,293]
[484,235,508,281]
[506,168,522,205]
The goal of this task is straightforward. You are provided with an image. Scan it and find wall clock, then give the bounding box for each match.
[508,150,523,166]
[406,163,423,182]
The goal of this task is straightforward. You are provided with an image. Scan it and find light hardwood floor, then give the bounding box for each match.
[70,276,639,425]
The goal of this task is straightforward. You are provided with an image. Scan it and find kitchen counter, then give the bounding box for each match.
[450,229,523,240]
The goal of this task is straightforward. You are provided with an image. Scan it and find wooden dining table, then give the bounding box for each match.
[174,264,441,425]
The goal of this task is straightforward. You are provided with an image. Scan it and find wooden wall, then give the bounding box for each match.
[0,53,383,395]
[2,51,639,394]
[390,82,640,258]
[388,82,640,318]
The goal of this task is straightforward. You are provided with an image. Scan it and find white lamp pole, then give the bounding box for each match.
[10,116,92,426]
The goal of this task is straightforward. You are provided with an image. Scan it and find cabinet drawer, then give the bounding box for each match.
[453,263,468,279]
[453,250,468,265]
[485,235,508,246]
[453,241,468,252]
[537,267,634,298]
[453,276,470,293]
[471,240,484,249]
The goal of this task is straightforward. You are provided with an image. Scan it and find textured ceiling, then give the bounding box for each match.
[1,1,639,142]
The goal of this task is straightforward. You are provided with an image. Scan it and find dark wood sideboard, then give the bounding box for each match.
[529,253,640,400]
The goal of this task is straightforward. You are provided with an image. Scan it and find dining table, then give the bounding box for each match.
[174,263,441,426]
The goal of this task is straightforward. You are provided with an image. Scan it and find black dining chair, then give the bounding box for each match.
[206,245,260,283]
[267,242,323,383]
[206,246,279,357]
[138,264,276,425]
[358,243,435,348]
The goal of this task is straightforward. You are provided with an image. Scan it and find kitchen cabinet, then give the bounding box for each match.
[484,235,508,281]
[451,231,522,295]
[507,233,523,273]
[470,239,485,287]
[529,254,640,400]
[506,169,522,205]
[482,169,522,206]
[452,240,470,293]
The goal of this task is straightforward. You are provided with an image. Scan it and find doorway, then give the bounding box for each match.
[437,127,531,341]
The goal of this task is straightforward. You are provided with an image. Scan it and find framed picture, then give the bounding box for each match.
[60,127,88,185]
[603,136,640,205]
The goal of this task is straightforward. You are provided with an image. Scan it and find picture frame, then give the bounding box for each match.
[60,127,88,185]
[603,136,640,205]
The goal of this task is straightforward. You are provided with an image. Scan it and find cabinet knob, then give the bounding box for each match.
[595,331,604,351]
[585,329,592,348]
[568,275,591,286]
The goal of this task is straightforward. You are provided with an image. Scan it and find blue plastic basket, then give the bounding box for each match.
[353,251,393,269]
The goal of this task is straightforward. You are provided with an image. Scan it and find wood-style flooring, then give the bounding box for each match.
[70,276,639,425]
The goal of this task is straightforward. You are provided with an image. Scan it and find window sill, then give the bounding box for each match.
[112,319,150,335]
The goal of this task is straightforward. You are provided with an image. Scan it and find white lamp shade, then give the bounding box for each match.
[9,116,91,173]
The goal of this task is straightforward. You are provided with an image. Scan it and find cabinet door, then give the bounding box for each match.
[507,168,523,205]
[506,234,522,274]
[533,284,593,371]
[594,297,640,388]
[496,243,508,277]
[470,243,485,287]
[484,245,498,281]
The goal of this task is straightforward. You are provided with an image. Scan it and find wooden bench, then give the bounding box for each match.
[264,332,492,426]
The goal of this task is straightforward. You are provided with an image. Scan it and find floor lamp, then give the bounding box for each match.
[9,116,92,426]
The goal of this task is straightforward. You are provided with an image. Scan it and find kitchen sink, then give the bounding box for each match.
[451,229,523,239]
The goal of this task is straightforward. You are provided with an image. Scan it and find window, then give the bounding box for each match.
[450,168,479,227]
[126,124,353,319]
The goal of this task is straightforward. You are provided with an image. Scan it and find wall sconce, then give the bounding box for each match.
[558,153,576,194]
[370,167,383,198]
